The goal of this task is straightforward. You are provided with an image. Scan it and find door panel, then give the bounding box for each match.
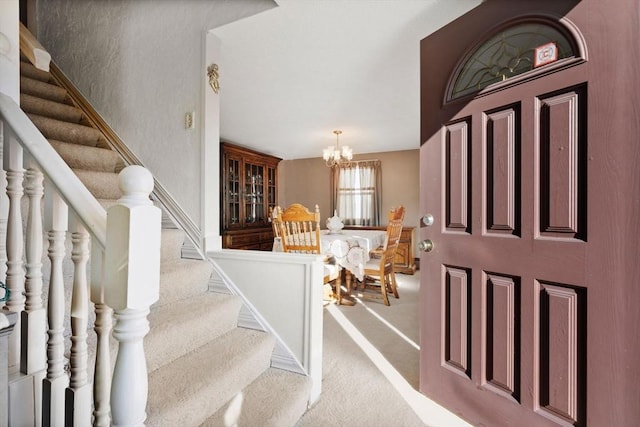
[535,281,586,423]
[444,120,472,233]
[485,105,520,236]
[537,85,587,240]
[443,265,472,378]
[483,272,520,402]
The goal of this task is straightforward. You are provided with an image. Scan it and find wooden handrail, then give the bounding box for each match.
[18,22,50,71]
[0,93,107,248]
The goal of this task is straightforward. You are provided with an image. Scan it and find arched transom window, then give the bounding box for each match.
[448,20,581,101]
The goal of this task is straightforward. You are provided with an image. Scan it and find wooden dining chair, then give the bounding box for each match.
[274,203,344,304]
[269,206,283,252]
[358,205,405,306]
[276,203,322,254]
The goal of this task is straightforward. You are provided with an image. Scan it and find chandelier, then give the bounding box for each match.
[322,130,353,167]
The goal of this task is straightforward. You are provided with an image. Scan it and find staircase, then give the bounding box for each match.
[16,58,312,425]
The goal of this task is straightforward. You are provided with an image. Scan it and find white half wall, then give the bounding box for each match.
[210,249,324,404]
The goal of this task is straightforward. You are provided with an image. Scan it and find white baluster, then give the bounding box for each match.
[106,166,160,427]
[91,243,112,427]
[65,218,91,426]
[42,189,69,427]
[110,308,150,427]
[22,162,46,375]
[3,131,24,368]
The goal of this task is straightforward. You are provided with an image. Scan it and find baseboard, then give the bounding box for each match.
[271,341,306,375]
[208,274,230,294]
[181,241,203,260]
[237,306,263,331]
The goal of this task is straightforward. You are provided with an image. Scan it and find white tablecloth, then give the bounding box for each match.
[320,229,386,281]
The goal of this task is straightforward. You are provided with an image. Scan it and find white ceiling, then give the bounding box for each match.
[212,0,481,160]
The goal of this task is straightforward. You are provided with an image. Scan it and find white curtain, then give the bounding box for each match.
[332,160,381,226]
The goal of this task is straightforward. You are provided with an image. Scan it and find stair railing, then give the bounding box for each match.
[0,93,161,426]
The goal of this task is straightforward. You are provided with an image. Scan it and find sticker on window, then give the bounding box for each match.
[534,42,558,67]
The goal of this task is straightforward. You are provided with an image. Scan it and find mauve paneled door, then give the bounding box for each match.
[418,1,640,426]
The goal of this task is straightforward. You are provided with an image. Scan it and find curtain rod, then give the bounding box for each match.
[335,159,380,167]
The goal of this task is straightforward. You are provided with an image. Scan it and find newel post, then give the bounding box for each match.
[105,166,160,427]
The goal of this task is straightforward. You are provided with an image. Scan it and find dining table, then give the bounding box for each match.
[319,228,387,303]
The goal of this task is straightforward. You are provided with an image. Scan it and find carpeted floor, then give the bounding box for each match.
[296,271,472,427]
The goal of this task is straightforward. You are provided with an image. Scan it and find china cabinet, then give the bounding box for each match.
[221,142,281,250]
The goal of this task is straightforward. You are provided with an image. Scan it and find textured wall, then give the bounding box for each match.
[36,0,275,229]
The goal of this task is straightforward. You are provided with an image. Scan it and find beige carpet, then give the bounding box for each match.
[297,271,471,427]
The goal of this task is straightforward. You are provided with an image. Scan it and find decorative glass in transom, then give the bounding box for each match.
[450,22,575,100]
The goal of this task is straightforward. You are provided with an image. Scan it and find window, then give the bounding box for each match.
[449,20,580,101]
[331,160,382,226]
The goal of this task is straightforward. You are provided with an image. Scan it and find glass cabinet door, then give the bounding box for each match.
[226,157,241,227]
[244,162,265,225]
[266,166,277,220]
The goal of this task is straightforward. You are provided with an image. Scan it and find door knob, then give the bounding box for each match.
[422,214,434,227]
[418,239,434,252]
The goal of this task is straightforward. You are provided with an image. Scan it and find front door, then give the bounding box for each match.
[419,1,640,426]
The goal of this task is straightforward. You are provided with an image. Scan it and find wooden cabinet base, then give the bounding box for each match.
[394,226,416,275]
[223,228,274,251]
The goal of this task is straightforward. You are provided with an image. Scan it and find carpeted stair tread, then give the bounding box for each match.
[146,292,242,372]
[20,60,53,83]
[28,113,107,148]
[158,258,213,305]
[20,75,70,104]
[73,169,121,200]
[147,328,275,427]
[21,93,83,123]
[49,140,124,173]
[159,228,186,263]
[202,368,312,427]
